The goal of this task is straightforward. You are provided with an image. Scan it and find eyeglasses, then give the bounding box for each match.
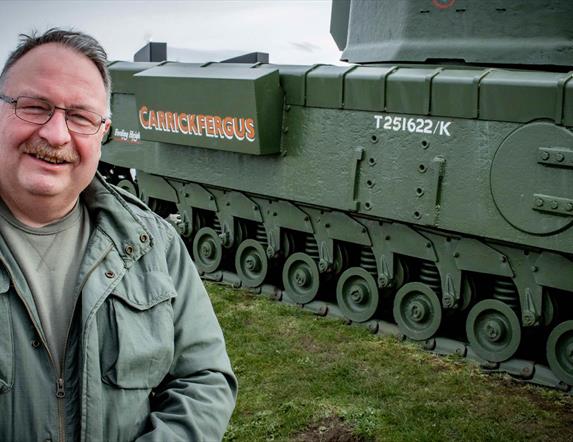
[0,94,106,135]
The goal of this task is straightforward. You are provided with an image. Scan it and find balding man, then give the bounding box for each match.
[0,29,237,441]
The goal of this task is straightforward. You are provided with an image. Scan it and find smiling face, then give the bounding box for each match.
[0,43,110,222]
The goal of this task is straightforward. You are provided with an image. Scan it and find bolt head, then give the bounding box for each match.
[378,274,391,288]
[443,294,455,308]
[523,311,535,326]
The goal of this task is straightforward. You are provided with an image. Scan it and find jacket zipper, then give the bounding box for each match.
[1,242,114,442]
[56,242,114,442]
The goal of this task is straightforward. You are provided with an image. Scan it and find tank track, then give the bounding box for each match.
[202,269,572,394]
[102,171,573,393]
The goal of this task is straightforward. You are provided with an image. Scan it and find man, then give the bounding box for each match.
[0,29,237,441]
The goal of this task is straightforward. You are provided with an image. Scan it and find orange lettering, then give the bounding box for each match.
[138,106,150,129]
[166,112,177,133]
[157,111,166,131]
[148,110,158,130]
[214,116,224,138]
[197,115,206,135]
[188,114,198,135]
[245,118,255,142]
[234,117,245,140]
[178,114,189,134]
[205,115,215,137]
[223,117,234,139]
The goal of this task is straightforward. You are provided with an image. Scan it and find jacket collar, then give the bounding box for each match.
[81,173,152,266]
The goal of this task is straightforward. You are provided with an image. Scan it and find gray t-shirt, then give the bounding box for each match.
[0,198,92,373]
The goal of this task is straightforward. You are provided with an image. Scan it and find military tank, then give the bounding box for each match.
[100,0,573,390]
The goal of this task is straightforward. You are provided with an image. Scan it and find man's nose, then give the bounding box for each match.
[37,108,72,146]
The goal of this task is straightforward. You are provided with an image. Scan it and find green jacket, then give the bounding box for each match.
[0,174,237,441]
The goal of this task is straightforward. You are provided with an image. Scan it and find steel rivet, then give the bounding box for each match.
[124,245,134,255]
[540,151,550,160]
[105,271,115,279]
[139,234,148,243]
[31,339,41,348]
[551,200,559,209]
[556,153,565,162]
[535,198,544,207]
[566,203,573,212]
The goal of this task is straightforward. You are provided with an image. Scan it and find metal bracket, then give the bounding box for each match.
[537,147,573,168]
[532,193,573,216]
[350,147,364,211]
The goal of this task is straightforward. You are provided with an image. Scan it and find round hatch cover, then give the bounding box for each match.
[490,122,573,235]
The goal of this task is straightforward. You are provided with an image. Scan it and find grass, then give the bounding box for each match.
[208,283,573,442]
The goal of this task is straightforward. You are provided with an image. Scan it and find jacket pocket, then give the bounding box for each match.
[98,271,176,389]
[0,270,14,393]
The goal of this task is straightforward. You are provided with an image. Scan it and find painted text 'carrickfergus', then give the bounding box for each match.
[139,105,256,142]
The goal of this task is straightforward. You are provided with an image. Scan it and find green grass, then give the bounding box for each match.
[208,283,573,442]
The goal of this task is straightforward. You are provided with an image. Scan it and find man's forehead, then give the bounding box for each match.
[3,43,107,108]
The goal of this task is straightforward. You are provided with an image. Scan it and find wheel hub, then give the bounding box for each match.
[567,343,573,361]
[485,319,504,342]
[245,254,260,272]
[294,268,309,287]
[349,282,367,304]
[200,241,214,258]
[408,299,428,322]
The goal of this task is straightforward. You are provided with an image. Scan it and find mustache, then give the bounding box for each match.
[21,139,79,163]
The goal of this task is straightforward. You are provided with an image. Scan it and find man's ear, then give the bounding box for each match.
[99,118,112,143]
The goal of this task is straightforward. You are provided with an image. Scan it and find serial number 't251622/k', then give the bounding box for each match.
[374,115,452,137]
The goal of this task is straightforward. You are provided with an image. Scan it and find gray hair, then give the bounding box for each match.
[0,28,111,116]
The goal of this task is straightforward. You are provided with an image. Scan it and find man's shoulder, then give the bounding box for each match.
[109,183,178,246]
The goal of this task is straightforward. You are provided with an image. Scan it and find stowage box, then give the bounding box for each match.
[134,63,283,155]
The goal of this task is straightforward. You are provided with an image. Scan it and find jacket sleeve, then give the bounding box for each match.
[135,228,238,442]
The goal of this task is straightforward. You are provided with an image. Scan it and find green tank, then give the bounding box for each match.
[100,0,573,390]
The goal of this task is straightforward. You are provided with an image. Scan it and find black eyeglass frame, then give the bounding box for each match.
[0,94,107,135]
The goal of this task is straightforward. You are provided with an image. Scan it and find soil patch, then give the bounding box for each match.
[293,416,372,442]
